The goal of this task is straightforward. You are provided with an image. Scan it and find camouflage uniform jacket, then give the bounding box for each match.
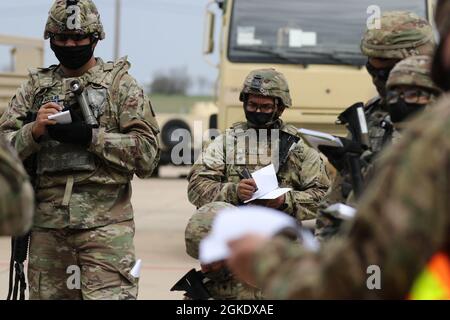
[254,94,450,299]
[0,57,160,229]
[0,135,34,236]
[188,120,330,221]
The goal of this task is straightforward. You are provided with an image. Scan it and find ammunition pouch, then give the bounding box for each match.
[36,140,96,175]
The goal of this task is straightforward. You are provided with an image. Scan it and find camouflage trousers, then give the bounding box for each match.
[28,220,138,300]
[205,277,264,300]
[189,202,263,300]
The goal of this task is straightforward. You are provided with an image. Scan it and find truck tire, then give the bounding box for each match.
[161,119,191,149]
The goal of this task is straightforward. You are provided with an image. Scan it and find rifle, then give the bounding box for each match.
[7,111,37,300]
[171,269,213,300]
[278,131,300,171]
[337,103,369,198]
[7,233,30,300]
[380,115,394,148]
[319,103,368,199]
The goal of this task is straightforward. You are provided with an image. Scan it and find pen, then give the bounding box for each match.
[242,167,258,191]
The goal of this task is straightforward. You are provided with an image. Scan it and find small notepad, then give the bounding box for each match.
[244,164,291,203]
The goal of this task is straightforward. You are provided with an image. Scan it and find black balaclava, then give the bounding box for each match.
[387,98,427,123]
[244,98,284,129]
[50,40,96,70]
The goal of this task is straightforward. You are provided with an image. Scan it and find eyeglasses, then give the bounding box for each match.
[49,33,92,42]
[245,101,276,113]
[366,61,395,81]
[386,89,433,104]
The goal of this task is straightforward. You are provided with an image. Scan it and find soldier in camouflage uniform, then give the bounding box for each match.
[361,11,435,153]
[185,68,330,299]
[0,135,34,236]
[226,1,450,299]
[385,55,442,133]
[0,0,160,300]
[188,68,330,220]
[184,202,263,300]
[316,55,442,242]
[315,11,436,241]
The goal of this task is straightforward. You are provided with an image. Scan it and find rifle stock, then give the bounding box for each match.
[171,269,212,300]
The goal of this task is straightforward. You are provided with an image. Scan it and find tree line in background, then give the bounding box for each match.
[148,66,214,96]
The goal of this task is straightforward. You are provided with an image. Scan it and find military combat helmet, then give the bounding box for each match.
[361,11,435,59]
[239,68,292,108]
[185,202,235,260]
[44,0,105,40]
[387,55,441,94]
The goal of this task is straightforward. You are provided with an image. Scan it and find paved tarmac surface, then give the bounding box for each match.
[0,166,198,300]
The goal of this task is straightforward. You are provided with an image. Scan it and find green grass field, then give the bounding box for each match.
[149,94,213,114]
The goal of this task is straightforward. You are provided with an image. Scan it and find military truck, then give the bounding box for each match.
[0,35,44,115]
[156,101,217,169]
[203,0,435,135]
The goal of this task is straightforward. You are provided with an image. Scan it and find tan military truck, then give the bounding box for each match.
[0,35,44,115]
[203,0,435,135]
[156,101,218,169]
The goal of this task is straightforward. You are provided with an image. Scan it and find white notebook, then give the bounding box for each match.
[48,110,72,124]
[244,164,291,203]
[298,128,343,150]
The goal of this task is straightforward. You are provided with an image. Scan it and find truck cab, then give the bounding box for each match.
[204,0,435,135]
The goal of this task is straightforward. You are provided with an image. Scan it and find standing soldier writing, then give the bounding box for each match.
[0,0,160,300]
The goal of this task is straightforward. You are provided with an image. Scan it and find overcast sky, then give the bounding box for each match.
[0,0,219,94]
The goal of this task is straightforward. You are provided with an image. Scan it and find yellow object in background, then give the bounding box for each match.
[409,253,450,300]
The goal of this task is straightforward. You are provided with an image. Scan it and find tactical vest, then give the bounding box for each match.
[28,57,131,189]
[223,121,304,184]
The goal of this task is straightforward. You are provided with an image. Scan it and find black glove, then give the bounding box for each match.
[48,121,93,146]
[18,111,38,125]
[319,137,363,172]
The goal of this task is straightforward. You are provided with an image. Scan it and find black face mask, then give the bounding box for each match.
[388,98,426,123]
[245,110,275,128]
[431,39,450,91]
[50,42,95,70]
[366,62,395,98]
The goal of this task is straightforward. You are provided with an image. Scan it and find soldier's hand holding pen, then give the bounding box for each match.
[31,103,61,141]
[237,179,258,202]
[237,167,259,202]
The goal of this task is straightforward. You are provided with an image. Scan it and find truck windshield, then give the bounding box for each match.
[228,0,428,66]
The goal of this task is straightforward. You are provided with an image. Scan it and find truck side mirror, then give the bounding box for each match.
[203,10,215,55]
